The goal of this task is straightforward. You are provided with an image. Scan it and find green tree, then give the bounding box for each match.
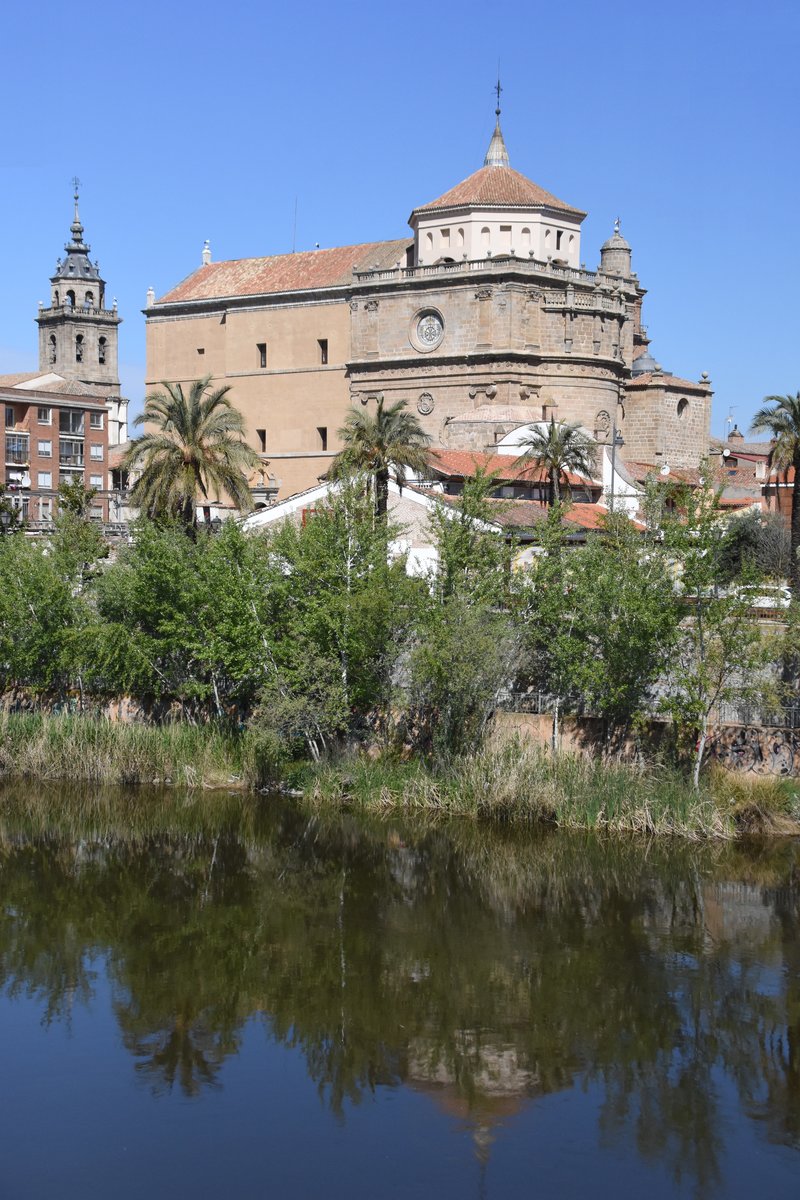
[718,509,792,583]
[0,484,22,535]
[750,392,800,593]
[250,477,421,757]
[330,397,431,520]
[513,417,595,506]
[427,469,514,606]
[567,511,680,751]
[0,508,106,700]
[659,474,769,788]
[123,376,261,533]
[516,506,582,750]
[405,472,520,759]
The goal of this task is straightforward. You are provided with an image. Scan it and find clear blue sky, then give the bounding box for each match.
[1,0,797,437]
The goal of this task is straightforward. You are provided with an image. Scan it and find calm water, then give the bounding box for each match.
[0,785,798,1199]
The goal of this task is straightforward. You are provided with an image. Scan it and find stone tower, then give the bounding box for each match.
[36,185,122,398]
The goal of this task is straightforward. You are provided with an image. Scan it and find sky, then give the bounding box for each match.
[1,0,797,437]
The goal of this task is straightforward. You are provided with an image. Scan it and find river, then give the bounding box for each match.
[0,783,797,1198]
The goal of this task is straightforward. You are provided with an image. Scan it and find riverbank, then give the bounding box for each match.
[1,713,798,838]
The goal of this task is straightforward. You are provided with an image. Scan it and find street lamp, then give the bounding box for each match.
[609,425,625,513]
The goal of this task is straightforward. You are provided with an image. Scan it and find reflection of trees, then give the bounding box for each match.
[0,784,798,1192]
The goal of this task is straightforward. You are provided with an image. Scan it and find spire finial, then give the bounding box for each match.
[484,79,510,168]
[69,176,84,243]
[614,215,621,235]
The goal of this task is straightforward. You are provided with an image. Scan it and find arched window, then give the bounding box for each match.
[84,291,94,310]
[66,290,75,307]
[481,226,490,250]
[521,227,531,249]
[677,398,689,420]
[98,336,107,365]
[54,290,59,307]
[457,228,464,248]
[426,231,433,254]
[49,335,57,364]
[556,231,563,251]
[75,334,84,363]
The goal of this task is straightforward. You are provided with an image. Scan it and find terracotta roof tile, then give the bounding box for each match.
[411,166,585,219]
[0,372,40,386]
[626,372,708,391]
[436,494,642,534]
[155,239,412,305]
[428,449,598,487]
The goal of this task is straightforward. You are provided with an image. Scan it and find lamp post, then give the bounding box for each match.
[609,425,625,513]
[0,510,12,535]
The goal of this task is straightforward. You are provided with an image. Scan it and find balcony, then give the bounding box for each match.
[59,456,85,469]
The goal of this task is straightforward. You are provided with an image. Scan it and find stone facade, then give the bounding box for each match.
[145,119,711,502]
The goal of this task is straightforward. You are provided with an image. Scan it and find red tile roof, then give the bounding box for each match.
[435,493,641,534]
[626,372,708,392]
[155,239,412,305]
[411,166,585,219]
[428,449,598,487]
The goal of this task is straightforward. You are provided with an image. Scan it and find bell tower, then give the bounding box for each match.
[36,182,122,397]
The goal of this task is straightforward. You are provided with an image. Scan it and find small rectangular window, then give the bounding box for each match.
[90,444,104,461]
[37,407,52,424]
[38,440,52,457]
[90,412,104,429]
[317,426,328,452]
[90,505,104,520]
[257,343,267,369]
[318,338,328,365]
[256,429,266,453]
[197,347,205,355]
[4,406,14,429]
[40,498,52,520]
[37,471,52,489]
[90,474,104,488]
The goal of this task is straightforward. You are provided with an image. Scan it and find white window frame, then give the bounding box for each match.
[89,443,104,461]
[89,474,104,488]
[90,412,104,429]
[37,471,52,489]
[38,440,52,457]
[37,407,52,425]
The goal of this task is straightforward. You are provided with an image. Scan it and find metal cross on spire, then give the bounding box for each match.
[494,76,502,115]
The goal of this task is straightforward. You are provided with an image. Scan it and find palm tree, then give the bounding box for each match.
[751,392,800,593]
[513,418,595,506]
[330,397,432,519]
[124,377,261,532]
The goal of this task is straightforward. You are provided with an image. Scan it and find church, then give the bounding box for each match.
[145,107,712,505]
[0,187,127,523]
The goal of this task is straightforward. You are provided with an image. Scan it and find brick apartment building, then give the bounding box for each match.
[1,380,110,522]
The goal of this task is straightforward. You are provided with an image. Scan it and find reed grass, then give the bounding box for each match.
[305,743,800,839]
[1,713,797,838]
[0,712,279,791]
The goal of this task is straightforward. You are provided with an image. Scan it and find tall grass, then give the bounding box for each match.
[304,743,798,839]
[0,712,279,791]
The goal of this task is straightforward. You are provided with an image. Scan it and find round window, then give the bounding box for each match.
[410,309,444,353]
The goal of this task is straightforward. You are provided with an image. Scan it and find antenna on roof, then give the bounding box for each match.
[292,196,298,254]
[725,406,736,438]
